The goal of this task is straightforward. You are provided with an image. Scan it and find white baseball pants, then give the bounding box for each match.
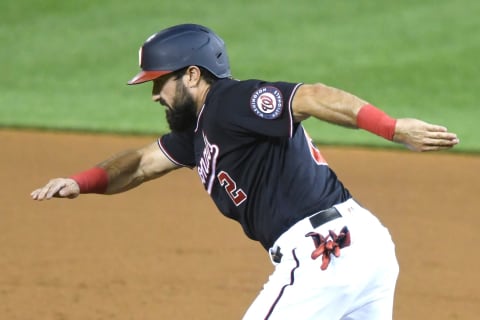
[243,198,399,320]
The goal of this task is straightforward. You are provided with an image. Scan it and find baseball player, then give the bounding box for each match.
[31,24,459,319]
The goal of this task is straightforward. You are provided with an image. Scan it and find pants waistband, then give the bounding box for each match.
[269,198,361,264]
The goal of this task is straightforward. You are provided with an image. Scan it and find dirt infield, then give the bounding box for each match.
[1,129,479,319]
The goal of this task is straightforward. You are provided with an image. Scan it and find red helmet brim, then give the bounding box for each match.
[127,70,172,85]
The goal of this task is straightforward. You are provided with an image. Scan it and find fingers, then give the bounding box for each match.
[420,123,456,140]
[30,180,63,200]
[31,178,79,201]
[408,141,459,152]
[415,131,460,152]
[425,126,459,140]
[425,124,448,133]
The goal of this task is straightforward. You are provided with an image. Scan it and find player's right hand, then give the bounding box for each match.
[30,178,80,200]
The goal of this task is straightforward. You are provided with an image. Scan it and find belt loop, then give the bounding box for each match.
[269,246,283,264]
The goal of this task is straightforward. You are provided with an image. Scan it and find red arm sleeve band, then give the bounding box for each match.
[70,167,109,194]
[356,104,397,141]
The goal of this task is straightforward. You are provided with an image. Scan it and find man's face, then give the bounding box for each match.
[165,80,197,132]
[152,74,197,132]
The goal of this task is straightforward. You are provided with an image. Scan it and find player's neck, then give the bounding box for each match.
[195,82,211,115]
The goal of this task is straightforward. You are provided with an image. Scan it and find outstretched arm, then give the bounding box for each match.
[31,141,179,200]
[292,83,459,152]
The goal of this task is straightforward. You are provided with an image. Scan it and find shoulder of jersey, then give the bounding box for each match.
[207,79,284,120]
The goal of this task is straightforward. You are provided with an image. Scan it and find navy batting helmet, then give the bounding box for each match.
[128,24,231,85]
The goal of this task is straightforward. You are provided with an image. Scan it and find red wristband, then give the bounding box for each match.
[70,167,109,194]
[356,104,397,140]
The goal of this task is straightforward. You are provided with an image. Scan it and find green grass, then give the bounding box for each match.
[1,0,478,152]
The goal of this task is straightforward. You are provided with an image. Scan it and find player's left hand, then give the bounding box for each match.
[393,118,459,152]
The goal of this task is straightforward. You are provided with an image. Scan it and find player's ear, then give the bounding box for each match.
[185,66,202,87]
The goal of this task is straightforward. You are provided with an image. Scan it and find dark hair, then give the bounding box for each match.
[172,66,220,85]
[198,66,220,85]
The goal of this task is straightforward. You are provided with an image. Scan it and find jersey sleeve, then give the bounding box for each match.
[219,80,302,138]
[158,130,195,168]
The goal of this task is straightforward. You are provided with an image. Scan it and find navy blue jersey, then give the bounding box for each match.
[159,79,351,249]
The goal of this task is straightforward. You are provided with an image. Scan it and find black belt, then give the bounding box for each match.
[270,207,342,263]
[309,207,342,228]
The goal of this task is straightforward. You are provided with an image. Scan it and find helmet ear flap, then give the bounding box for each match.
[127,24,231,85]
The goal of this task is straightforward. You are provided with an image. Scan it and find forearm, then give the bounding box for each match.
[292,83,458,152]
[97,149,145,194]
[70,149,144,195]
[31,142,178,201]
[293,83,397,139]
[72,144,175,195]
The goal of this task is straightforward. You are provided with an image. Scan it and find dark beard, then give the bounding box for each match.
[165,82,197,132]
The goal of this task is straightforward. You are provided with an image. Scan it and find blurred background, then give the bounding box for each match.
[1,1,480,319]
[1,0,478,150]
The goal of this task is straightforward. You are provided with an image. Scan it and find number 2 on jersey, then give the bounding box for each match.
[217,171,247,206]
